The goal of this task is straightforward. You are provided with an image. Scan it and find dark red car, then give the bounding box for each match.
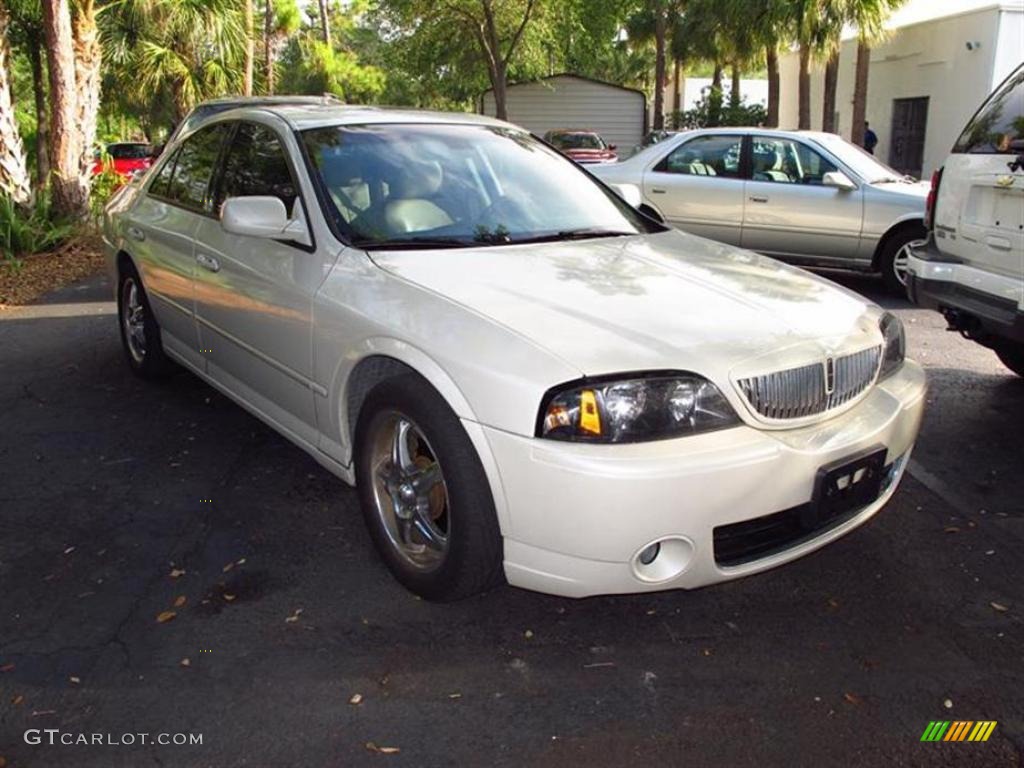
[92,142,155,179]
[542,129,618,164]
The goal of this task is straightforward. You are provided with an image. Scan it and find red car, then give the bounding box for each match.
[543,129,618,164]
[92,142,154,179]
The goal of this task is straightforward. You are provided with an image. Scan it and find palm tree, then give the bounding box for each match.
[629,1,687,131]
[243,0,254,95]
[848,0,906,146]
[0,0,32,205]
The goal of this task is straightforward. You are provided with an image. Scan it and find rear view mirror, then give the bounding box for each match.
[221,196,311,246]
[610,183,643,208]
[822,171,856,191]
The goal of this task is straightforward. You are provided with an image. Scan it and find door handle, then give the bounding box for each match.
[126,226,145,242]
[749,196,769,203]
[650,188,666,194]
[985,236,1012,252]
[196,253,221,273]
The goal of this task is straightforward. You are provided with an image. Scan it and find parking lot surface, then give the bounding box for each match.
[1,270,1021,767]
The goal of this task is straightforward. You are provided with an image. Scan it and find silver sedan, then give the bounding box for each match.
[591,128,928,292]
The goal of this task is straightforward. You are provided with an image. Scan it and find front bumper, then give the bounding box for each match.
[484,360,926,598]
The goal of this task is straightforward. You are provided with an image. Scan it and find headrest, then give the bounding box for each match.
[391,160,444,199]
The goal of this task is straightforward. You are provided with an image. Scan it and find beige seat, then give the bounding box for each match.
[383,161,453,234]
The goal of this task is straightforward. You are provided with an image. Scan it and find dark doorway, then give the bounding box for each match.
[889,97,929,179]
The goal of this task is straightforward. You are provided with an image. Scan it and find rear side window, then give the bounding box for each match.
[657,135,743,178]
[163,124,231,212]
[953,65,1024,154]
[216,122,298,213]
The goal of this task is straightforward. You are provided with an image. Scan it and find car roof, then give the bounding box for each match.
[681,126,845,142]
[547,129,601,135]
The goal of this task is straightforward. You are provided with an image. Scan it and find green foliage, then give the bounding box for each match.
[0,194,73,270]
[89,159,123,220]
[278,37,385,103]
[675,93,768,130]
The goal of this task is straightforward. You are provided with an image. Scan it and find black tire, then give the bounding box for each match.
[878,225,926,295]
[994,342,1024,378]
[117,261,173,379]
[354,374,504,601]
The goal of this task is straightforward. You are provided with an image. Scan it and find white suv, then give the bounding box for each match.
[906,64,1024,376]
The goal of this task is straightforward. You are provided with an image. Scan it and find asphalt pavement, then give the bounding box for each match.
[0,269,1021,767]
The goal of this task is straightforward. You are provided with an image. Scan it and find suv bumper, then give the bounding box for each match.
[906,243,1024,344]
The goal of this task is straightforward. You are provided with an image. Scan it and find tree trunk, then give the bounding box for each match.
[822,50,839,133]
[317,0,330,46]
[671,57,681,129]
[72,0,100,194]
[243,0,254,96]
[798,44,811,130]
[730,63,741,109]
[766,46,779,128]
[652,12,667,130]
[42,0,87,219]
[28,34,49,191]
[851,40,870,147]
[264,0,275,95]
[491,60,508,121]
[0,1,32,205]
[708,62,723,126]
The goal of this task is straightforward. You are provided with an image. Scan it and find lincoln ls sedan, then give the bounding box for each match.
[103,102,926,600]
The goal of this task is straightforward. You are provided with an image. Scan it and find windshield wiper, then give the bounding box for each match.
[509,228,636,245]
[354,236,477,250]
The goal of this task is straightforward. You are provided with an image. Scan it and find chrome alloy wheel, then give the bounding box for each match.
[893,239,926,287]
[121,277,147,363]
[368,412,450,571]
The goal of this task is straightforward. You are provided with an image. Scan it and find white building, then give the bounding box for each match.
[779,0,1024,178]
[480,73,647,151]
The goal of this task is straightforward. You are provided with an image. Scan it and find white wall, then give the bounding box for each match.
[779,3,1022,178]
[481,75,646,150]
[678,78,769,111]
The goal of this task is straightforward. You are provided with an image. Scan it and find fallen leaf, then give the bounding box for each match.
[31,710,56,717]
[156,611,177,624]
[365,742,400,755]
[285,609,303,623]
[180,658,191,668]
[448,693,462,699]
[12,695,23,706]
[944,526,960,534]
[173,595,187,608]
[701,648,713,657]
[524,629,534,639]
[222,562,235,573]
[169,568,186,579]
[0,664,13,673]
[236,558,246,565]
[349,693,363,705]
[944,698,954,709]
[843,692,863,706]
[223,594,236,602]
[827,598,840,609]
[63,546,75,555]
[0,755,6,768]
[69,676,81,685]
[991,601,1009,613]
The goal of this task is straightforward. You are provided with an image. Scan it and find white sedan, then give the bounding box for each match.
[103,102,926,600]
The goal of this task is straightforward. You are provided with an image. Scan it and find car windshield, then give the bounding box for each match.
[550,132,605,150]
[302,123,655,248]
[107,143,152,160]
[813,133,909,183]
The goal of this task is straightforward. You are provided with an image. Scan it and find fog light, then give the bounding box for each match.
[638,542,660,565]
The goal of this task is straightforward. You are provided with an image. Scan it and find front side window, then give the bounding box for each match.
[148,150,179,198]
[164,124,231,211]
[750,138,837,185]
[658,135,742,178]
[216,122,298,213]
[953,65,1024,154]
[302,123,660,247]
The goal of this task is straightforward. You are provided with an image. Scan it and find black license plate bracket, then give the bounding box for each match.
[803,447,888,529]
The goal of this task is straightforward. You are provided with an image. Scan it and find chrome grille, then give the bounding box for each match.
[738,346,881,420]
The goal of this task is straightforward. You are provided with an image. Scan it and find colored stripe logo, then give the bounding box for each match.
[921,721,997,742]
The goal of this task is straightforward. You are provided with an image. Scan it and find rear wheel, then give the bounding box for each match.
[879,226,927,294]
[354,374,504,601]
[994,342,1024,378]
[117,263,172,379]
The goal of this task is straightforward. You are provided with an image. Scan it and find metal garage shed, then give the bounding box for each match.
[480,74,647,152]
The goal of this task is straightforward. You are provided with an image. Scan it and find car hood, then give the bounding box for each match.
[368,230,881,380]
[868,179,929,198]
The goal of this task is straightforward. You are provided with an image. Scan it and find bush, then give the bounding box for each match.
[0,194,74,271]
[673,93,768,130]
[90,158,123,220]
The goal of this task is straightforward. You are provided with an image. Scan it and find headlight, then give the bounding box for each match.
[879,312,905,379]
[538,373,739,443]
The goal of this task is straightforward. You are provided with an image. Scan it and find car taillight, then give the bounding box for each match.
[924,167,943,230]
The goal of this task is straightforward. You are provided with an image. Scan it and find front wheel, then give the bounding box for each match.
[994,342,1024,378]
[354,374,504,601]
[879,227,927,295]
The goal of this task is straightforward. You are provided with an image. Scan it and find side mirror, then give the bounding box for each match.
[822,171,856,191]
[608,144,618,151]
[610,182,643,208]
[221,196,311,246]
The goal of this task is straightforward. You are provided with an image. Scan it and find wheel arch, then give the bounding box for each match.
[871,217,926,271]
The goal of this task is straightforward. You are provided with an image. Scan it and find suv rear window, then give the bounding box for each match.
[952,65,1024,155]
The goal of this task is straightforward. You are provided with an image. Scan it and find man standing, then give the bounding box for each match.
[863,121,878,155]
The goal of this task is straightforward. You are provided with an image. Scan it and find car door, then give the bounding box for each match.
[192,119,321,443]
[641,133,746,245]
[123,124,231,369]
[741,135,864,262]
